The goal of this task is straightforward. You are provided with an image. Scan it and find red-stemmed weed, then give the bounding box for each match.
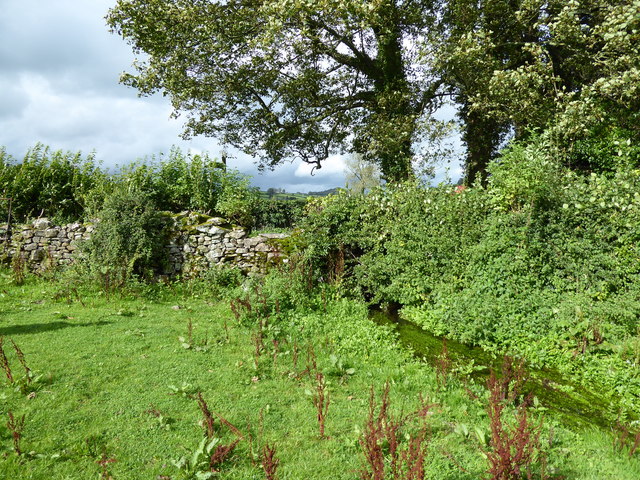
[313,371,330,439]
[484,358,545,480]
[359,382,432,480]
[262,443,280,480]
[6,411,25,456]
[0,337,14,384]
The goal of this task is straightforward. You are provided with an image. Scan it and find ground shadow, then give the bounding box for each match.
[0,320,112,336]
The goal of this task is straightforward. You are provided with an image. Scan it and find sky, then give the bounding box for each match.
[0,1,463,192]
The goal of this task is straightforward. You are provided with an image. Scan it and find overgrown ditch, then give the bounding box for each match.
[371,308,621,431]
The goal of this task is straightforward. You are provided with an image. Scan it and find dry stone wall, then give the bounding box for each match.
[1,213,288,275]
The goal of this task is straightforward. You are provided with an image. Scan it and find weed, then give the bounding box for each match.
[145,404,172,430]
[223,318,230,343]
[196,392,244,440]
[485,363,544,480]
[0,337,14,384]
[10,250,26,286]
[358,383,431,480]
[292,341,299,370]
[6,411,25,455]
[272,339,280,369]
[11,338,31,384]
[306,344,318,378]
[312,371,330,439]
[209,438,240,473]
[197,392,217,439]
[179,320,209,352]
[497,356,527,404]
[614,421,640,458]
[175,395,244,478]
[262,443,280,480]
[97,452,117,480]
[230,296,252,323]
[252,329,265,369]
[187,318,194,345]
[42,247,57,276]
[435,338,451,388]
[632,433,640,458]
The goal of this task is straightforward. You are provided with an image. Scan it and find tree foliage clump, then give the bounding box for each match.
[439,0,640,182]
[107,0,451,182]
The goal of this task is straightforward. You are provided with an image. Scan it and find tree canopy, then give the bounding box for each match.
[108,0,639,184]
[107,0,445,183]
[439,0,640,182]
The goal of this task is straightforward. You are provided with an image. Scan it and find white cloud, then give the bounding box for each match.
[294,155,346,177]
[0,0,463,192]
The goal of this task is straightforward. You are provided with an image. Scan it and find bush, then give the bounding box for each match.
[0,144,257,225]
[253,198,307,230]
[215,173,260,229]
[0,144,105,223]
[109,148,228,214]
[80,188,170,286]
[295,143,640,416]
[567,127,640,174]
[486,136,563,213]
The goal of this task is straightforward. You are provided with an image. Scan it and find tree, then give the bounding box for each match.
[439,0,640,183]
[344,153,382,194]
[107,0,446,183]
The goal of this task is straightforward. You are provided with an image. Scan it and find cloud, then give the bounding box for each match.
[0,0,462,193]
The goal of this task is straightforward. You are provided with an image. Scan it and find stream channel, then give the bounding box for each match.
[370,308,618,431]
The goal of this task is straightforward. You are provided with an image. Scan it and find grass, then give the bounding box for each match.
[1,272,640,479]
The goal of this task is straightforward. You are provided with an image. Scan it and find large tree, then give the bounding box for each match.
[440,0,640,183]
[107,0,445,182]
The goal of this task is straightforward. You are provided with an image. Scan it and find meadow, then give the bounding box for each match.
[1,269,639,479]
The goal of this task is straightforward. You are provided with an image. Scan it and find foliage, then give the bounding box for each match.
[299,141,640,417]
[439,0,640,182]
[102,148,228,215]
[253,198,307,230]
[485,136,563,213]
[215,173,260,229]
[485,360,545,480]
[106,0,453,182]
[0,144,105,223]
[0,144,259,229]
[80,188,170,286]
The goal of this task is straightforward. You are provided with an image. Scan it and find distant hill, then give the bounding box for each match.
[259,187,340,200]
[307,187,340,196]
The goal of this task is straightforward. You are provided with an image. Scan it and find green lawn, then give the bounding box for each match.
[1,273,639,479]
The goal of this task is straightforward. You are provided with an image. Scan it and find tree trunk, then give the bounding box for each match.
[373,0,415,183]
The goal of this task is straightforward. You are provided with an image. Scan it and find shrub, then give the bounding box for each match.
[80,188,169,286]
[216,173,260,229]
[0,144,105,223]
[109,147,228,214]
[486,136,563,213]
[253,198,306,230]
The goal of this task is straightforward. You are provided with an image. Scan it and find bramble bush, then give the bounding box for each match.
[0,144,258,226]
